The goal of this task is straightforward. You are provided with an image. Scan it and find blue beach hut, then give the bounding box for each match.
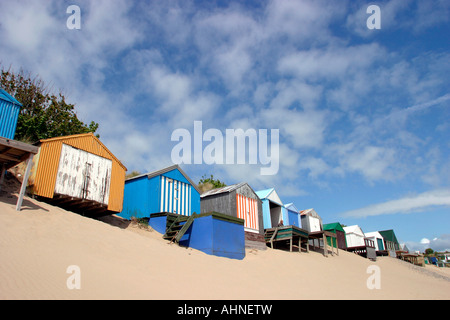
[118,164,201,223]
[284,203,301,227]
[256,188,288,229]
[0,88,22,140]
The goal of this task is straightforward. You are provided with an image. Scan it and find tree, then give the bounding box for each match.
[425,248,434,255]
[199,174,226,188]
[198,174,226,193]
[0,66,99,143]
[126,170,142,179]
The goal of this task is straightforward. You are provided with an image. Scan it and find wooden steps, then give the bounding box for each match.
[163,213,197,244]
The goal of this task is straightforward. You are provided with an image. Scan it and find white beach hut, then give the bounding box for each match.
[343,225,376,261]
[365,231,385,252]
[343,225,365,248]
[300,208,322,232]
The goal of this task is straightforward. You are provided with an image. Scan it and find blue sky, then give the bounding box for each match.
[1,0,449,252]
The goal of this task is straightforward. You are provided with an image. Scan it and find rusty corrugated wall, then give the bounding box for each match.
[32,133,127,212]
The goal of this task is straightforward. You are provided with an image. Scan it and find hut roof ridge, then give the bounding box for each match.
[200,182,248,197]
[255,188,274,199]
[0,88,23,106]
[38,132,127,170]
[127,164,200,194]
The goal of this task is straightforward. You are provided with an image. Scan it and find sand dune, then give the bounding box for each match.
[0,191,449,300]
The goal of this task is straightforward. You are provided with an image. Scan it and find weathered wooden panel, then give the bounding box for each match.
[200,192,234,217]
[54,144,112,205]
[336,230,347,250]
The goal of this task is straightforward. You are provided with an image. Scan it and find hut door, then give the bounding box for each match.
[236,193,259,232]
[160,176,192,216]
[377,238,384,251]
[55,144,112,205]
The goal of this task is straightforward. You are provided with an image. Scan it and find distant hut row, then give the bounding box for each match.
[1,89,407,262]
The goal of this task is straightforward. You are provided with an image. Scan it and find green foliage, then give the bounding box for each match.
[425,248,434,255]
[1,66,99,143]
[126,170,142,179]
[199,174,226,189]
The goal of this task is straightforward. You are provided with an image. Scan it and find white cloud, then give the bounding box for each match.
[342,146,397,182]
[264,0,341,43]
[386,93,450,126]
[277,43,385,82]
[406,234,450,253]
[0,0,449,194]
[341,189,450,218]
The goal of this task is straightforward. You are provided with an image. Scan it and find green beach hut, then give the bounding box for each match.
[323,222,347,250]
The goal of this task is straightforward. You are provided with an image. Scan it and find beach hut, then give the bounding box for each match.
[343,225,366,247]
[379,229,400,257]
[201,182,265,250]
[254,189,310,253]
[343,225,376,261]
[284,203,301,227]
[323,222,347,250]
[300,208,322,232]
[365,231,386,254]
[256,188,287,229]
[120,164,200,222]
[0,88,22,140]
[300,208,338,257]
[28,133,127,214]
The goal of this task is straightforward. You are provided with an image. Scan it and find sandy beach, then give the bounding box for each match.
[0,187,449,300]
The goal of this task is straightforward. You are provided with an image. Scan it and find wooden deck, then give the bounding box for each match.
[264,227,339,257]
[308,230,338,257]
[399,252,425,267]
[265,226,309,253]
[347,239,377,261]
[0,137,39,211]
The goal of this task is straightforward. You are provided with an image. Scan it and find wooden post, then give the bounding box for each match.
[336,236,339,256]
[0,164,5,193]
[323,234,328,257]
[298,237,301,253]
[16,154,34,211]
[290,237,293,252]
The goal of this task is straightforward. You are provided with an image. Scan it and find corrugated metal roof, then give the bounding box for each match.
[284,202,299,213]
[200,182,246,197]
[378,229,399,244]
[300,208,322,220]
[127,164,200,194]
[365,231,383,239]
[343,225,365,237]
[323,222,345,232]
[255,188,273,199]
[0,88,23,106]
